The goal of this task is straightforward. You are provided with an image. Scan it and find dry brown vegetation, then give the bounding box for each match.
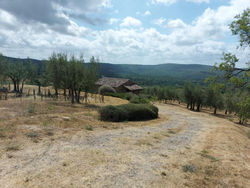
[0,89,249,187]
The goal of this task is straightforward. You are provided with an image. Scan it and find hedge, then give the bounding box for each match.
[99,103,158,122]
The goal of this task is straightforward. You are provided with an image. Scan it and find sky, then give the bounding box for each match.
[0,0,249,66]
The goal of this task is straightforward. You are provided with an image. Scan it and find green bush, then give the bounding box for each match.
[105,92,127,99]
[130,95,149,104]
[99,103,158,122]
[106,92,150,104]
[125,93,136,100]
[99,105,128,122]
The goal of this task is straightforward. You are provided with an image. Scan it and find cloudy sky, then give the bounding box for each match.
[0,0,249,66]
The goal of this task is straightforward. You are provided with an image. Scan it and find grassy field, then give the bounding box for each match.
[0,86,249,187]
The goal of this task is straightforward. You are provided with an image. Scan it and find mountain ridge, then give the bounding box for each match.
[1,55,214,86]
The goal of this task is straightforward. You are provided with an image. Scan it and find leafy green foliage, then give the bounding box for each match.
[99,103,158,122]
[230,8,250,47]
[47,53,99,103]
[143,86,181,103]
[1,58,37,92]
[205,88,224,114]
[105,92,127,100]
[236,96,250,124]
[206,9,250,122]
[129,95,149,104]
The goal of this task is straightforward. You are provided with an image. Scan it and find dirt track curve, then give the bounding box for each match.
[0,103,249,188]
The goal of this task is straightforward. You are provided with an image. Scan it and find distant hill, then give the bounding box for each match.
[2,56,215,86]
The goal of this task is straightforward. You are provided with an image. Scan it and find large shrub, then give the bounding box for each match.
[99,103,158,122]
[99,105,128,122]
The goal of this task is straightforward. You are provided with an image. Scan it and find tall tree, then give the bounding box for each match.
[206,9,249,122]
[4,59,35,93]
[82,56,99,103]
[0,54,5,85]
[47,53,62,96]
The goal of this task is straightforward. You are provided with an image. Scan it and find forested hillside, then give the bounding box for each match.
[2,56,215,86]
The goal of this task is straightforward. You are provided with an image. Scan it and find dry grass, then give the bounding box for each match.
[0,86,249,187]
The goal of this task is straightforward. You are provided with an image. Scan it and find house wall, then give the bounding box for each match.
[115,85,128,93]
[132,90,141,95]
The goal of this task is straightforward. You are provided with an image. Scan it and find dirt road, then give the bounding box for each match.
[0,103,249,187]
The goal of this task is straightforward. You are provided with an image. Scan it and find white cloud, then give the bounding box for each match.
[153,17,166,26]
[120,17,142,27]
[0,0,249,67]
[109,18,119,25]
[151,0,177,5]
[186,0,210,3]
[0,9,18,28]
[144,10,151,16]
[167,19,187,29]
[152,0,210,5]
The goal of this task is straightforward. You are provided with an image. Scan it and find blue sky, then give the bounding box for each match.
[0,0,249,66]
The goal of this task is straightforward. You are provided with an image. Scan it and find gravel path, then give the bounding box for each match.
[0,104,217,188]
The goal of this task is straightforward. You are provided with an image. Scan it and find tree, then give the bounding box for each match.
[184,83,195,110]
[224,91,237,114]
[67,55,85,104]
[82,56,99,103]
[34,60,49,95]
[3,59,35,93]
[0,54,5,85]
[215,53,249,89]
[209,9,250,122]
[230,8,250,47]
[47,53,99,104]
[20,59,37,93]
[47,53,62,96]
[205,88,224,115]
[193,86,204,112]
[236,96,250,124]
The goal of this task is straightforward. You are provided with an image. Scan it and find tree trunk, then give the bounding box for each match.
[77,90,81,103]
[17,81,20,93]
[74,89,78,103]
[38,85,41,95]
[84,92,88,103]
[214,107,217,115]
[196,104,200,112]
[21,81,24,94]
[55,88,58,98]
[48,89,51,97]
[33,89,36,100]
[68,89,71,97]
[13,81,17,92]
[71,88,74,104]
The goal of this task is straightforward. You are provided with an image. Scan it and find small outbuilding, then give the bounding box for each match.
[96,77,143,94]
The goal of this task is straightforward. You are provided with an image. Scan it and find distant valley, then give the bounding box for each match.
[2,56,215,86]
